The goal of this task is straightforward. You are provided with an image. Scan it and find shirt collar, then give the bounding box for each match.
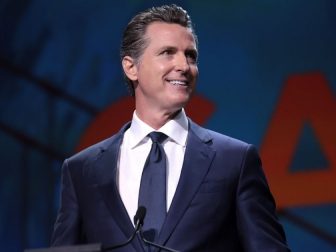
[128,109,189,148]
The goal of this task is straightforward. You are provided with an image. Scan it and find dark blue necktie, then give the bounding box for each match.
[138,132,168,244]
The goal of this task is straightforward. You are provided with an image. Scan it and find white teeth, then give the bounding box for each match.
[169,80,187,86]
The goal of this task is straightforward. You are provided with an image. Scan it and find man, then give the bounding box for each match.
[51,4,290,251]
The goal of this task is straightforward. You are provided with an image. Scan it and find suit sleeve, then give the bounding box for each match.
[236,145,290,252]
[51,159,83,246]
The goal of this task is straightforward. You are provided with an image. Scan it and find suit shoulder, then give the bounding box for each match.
[66,133,122,169]
[189,120,250,150]
[208,129,249,148]
[70,137,113,160]
[66,121,130,164]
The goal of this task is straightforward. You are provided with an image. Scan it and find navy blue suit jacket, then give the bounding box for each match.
[51,119,290,251]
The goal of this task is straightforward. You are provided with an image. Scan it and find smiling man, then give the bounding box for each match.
[122,21,198,128]
[51,4,290,252]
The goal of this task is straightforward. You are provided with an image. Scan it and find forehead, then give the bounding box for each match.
[144,22,197,48]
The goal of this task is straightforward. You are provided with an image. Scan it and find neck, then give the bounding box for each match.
[136,109,181,130]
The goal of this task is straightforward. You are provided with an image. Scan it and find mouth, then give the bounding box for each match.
[167,79,188,87]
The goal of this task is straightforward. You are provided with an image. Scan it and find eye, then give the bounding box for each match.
[160,48,175,56]
[186,50,198,63]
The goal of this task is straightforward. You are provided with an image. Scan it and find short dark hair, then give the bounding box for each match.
[120,4,197,96]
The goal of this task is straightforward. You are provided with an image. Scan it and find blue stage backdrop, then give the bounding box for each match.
[0,0,335,251]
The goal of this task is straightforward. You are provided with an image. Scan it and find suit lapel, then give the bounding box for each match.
[94,122,144,252]
[157,120,216,247]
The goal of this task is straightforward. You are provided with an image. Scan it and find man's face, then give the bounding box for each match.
[131,22,198,114]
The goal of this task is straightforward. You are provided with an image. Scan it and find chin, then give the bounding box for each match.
[170,100,190,111]
[164,93,191,108]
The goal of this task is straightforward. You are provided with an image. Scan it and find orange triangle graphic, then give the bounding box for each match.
[260,72,336,208]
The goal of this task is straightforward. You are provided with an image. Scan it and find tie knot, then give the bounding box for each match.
[148,132,168,144]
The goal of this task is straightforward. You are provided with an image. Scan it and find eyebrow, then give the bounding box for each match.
[157,46,176,52]
[157,46,198,55]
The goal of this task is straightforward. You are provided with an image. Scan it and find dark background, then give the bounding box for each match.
[0,0,335,251]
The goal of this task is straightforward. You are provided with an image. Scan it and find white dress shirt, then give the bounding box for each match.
[117,109,189,224]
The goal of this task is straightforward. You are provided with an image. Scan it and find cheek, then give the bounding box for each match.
[141,61,168,80]
[158,62,173,75]
[191,67,199,83]
[137,65,155,83]
[193,66,199,77]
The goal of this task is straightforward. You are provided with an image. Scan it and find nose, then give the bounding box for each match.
[174,53,190,72]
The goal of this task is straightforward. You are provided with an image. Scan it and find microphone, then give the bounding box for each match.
[102,206,146,251]
[137,207,180,252]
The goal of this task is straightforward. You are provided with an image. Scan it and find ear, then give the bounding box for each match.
[122,56,138,81]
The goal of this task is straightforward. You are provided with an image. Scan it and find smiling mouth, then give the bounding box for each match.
[167,80,188,86]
